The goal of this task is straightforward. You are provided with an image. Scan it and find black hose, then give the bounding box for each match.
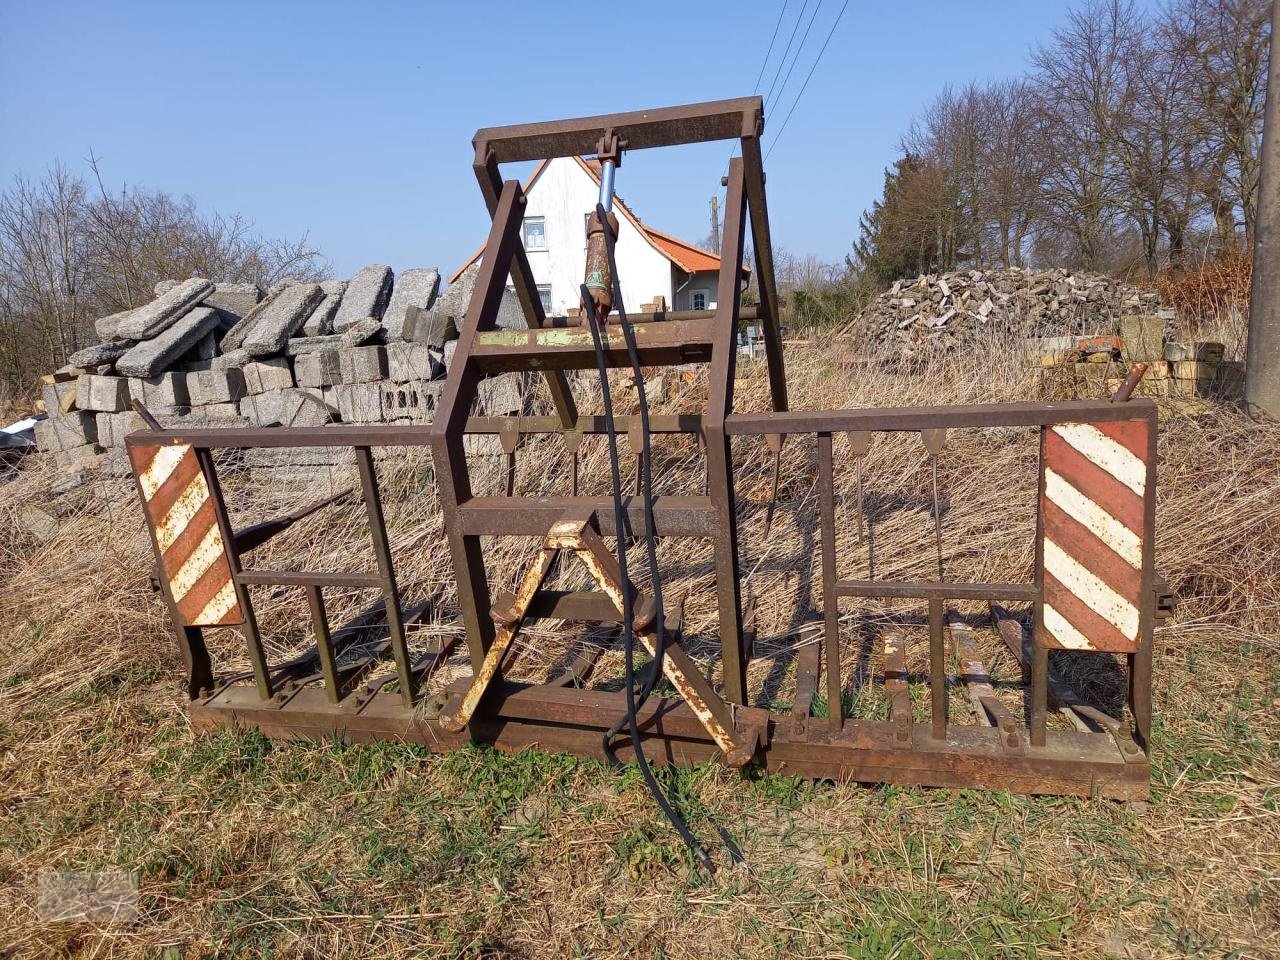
[595,203,666,743]
[579,280,713,874]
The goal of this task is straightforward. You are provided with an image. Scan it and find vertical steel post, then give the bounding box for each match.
[817,431,843,732]
[355,446,416,706]
[705,158,749,704]
[305,584,341,703]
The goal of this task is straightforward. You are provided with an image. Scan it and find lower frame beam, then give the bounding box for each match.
[189,683,1148,800]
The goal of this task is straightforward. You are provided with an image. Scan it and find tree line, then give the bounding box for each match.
[854,0,1271,285]
[0,160,326,392]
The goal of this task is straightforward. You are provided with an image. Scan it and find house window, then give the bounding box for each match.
[523,217,546,251]
[691,290,709,311]
[537,284,553,314]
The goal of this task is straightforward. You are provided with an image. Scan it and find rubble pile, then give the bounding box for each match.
[853,267,1172,353]
[33,263,523,471]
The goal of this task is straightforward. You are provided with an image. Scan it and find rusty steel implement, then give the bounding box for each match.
[123,98,1165,843]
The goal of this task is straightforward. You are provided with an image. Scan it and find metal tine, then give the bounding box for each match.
[499,420,520,497]
[564,429,583,495]
[628,421,644,495]
[920,428,947,582]
[845,431,871,545]
[763,433,783,537]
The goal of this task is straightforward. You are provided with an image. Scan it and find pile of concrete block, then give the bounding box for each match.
[32,262,518,469]
[1032,314,1243,407]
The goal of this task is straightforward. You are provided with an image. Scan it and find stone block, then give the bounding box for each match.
[202,282,262,323]
[302,281,346,337]
[220,285,285,351]
[382,267,440,339]
[75,374,130,413]
[211,348,252,370]
[96,410,145,448]
[279,388,337,427]
[1193,341,1225,364]
[128,371,190,409]
[294,350,343,388]
[192,367,247,405]
[116,306,221,378]
[380,380,441,422]
[41,380,79,415]
[331,383,383,423]
[403,304,457,348]
[69,339,136,368]
[192,331,218,361]
[477,373,525,415]
[54,442,101,470]
[443,339,458,367]
[34,412,98,451]
[338,345,388,384]
[1164,341,1192,362]
[334,264,393,332]
[243,357,294,393]
[94,308,135,342]
[154,279,179,297]
[189,402,243,421]
[1119,315,1165,363]
[116,278,215,339]
[241,390,285,427]
[386,342,442,383]
[242,283,324,357]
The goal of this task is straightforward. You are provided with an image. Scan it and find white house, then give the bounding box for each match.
[451,156,745,318]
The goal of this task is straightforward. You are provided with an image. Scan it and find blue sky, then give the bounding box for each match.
[0,1,1154,281]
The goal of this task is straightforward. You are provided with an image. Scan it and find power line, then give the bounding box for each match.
[761,0,811,111]
[765,0,851,162]
[765,0,823,115]
[751,0,791,94]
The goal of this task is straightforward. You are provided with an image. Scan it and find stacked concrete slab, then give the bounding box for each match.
[33,262,491,472]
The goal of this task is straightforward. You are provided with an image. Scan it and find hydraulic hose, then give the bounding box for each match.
[578,280,713,873]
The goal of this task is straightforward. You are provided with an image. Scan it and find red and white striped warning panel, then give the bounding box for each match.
[1040,418,1151,652]
[128,443,243,628]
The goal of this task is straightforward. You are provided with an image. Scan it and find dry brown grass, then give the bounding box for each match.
[0,330,1277,959]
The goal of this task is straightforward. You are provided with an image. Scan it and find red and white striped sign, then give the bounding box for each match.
[128,443,243,628]
[1040,419,1151,652]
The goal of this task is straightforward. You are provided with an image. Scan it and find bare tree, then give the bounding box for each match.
[0,161,327,387]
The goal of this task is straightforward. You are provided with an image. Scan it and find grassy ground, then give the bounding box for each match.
[0,333,1277,958]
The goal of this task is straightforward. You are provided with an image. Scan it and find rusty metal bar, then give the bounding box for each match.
[354,446,415,706]
[472,96,762,164]
[738,132,788,414]
[837,580,1037,601]
[817,431,842,732]
[725,398,1158,435]
[465,414,704,435]
[237,570,382,588]
[704,156,749,705]
[471,319,715,372]
[304,585,341,704]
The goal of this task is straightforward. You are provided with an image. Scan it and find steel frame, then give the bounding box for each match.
[126,98,1163,800]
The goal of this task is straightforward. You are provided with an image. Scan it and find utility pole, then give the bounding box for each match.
[709,195,721,255]
[1246,0,1280,418]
